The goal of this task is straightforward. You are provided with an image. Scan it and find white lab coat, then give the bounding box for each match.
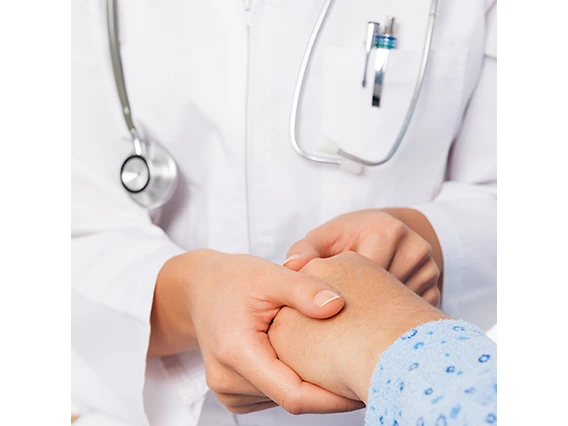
[72,0,497,425]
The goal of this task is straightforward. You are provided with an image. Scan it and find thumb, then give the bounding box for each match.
[275,269,345,319]
[283,240,323,271]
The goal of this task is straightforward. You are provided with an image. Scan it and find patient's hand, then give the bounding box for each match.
[267,252,448,403]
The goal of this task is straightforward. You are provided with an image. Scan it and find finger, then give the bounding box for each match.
[270,267,345,320]
[388,233,432,282]
[284,223,347,271]
[206,367,267,398]
[356,233,398,269]
[225,401,279,415]
[404,257,440,296]
[238,332,365,415]
[283,240,322,271]
[421,285,441,307]
[216,392,272,407]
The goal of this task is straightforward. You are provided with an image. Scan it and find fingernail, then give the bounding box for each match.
[283,254,302,266]
[314,290,341,308]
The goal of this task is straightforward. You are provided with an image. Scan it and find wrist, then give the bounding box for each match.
[346,308,449,403]
[182,248,224,310]
[148,249,217,357]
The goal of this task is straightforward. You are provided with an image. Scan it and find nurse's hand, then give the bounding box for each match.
[284,208,443,306]
[268,252,448,402]
[151,249,364,415]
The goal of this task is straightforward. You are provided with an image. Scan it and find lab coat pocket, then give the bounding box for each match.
[319,44,464,165]
[320,46,424,163]
[317,43,467,215]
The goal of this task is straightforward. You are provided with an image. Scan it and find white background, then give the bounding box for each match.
[0,0,567,424]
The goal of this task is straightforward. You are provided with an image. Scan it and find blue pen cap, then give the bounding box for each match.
[374,16,397,49]
[377,35,397,49]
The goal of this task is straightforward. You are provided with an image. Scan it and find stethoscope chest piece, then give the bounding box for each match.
[120,139,178,210]
[121,155,150,193]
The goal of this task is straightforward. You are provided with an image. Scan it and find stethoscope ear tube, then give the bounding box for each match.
[107,0,178,209]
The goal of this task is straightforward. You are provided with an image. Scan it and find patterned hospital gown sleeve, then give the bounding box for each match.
[365,320,497,426]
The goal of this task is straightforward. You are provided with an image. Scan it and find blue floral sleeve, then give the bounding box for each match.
[365,320,497,426]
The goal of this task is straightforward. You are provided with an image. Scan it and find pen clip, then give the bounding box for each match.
[362,22,380,88]
[372,16,397,107]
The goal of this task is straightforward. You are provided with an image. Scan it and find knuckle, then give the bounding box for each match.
[215,339,239,365]
[426,288,441,307]
[224,404,250,415]
[205,365,233,394]
[370,210,390,224]
[205,370,223,393]
[224,405,241,414]
[411,260,440,295]
[336,250,359,261]
[381,220,407,242]
[280,394,304,416]
[217,393,253,410]
[407,239,432,270]
[215,392,233,406]
[211,380,232,395]
[425,260,441,283]
[302,256,326,273]
[418,240,433,259]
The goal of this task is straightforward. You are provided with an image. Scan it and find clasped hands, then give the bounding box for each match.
[150,209,445,415]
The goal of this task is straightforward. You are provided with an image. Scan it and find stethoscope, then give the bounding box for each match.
[107,0,178,209]
[107,0,438,208]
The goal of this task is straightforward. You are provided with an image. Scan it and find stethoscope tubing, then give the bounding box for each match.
[107,0,138,142]
[289,0,439,168]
